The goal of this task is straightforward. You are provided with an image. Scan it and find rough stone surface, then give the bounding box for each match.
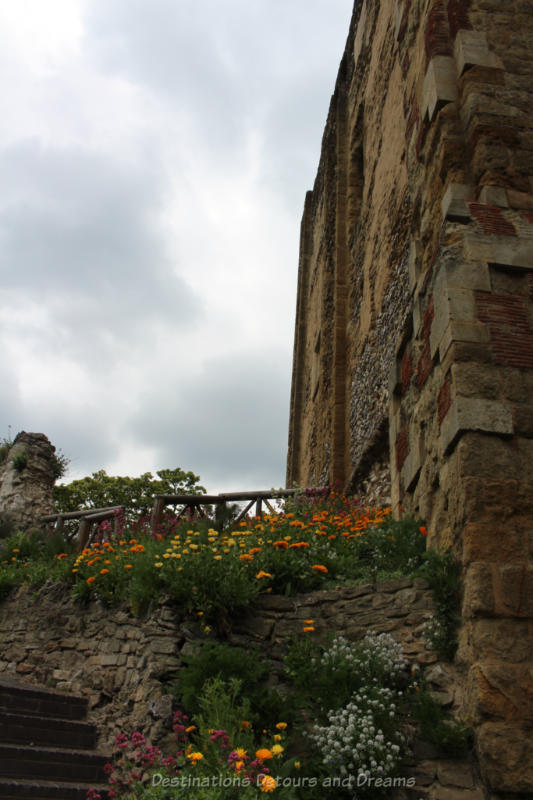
[0,432,57,532]
[287,2,533,795]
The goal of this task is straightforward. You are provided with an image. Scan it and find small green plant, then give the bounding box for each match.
[12,452,28,473]
[417,550,461,660]
[411,688,471,757]
[173,642,287,729]
[50,449,70,481]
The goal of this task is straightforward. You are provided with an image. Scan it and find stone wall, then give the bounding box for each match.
[0,432,57,532]
[0,579,434,752]
[287,1,533,794]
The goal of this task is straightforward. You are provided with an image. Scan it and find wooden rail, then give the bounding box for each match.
[43,488,329,551]
[41,506,125,551]
[150,488,328,530]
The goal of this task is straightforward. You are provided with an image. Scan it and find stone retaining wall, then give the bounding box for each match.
[0,578,435,750]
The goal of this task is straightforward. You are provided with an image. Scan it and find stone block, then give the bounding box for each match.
[452,362,498,400]
[440,397,513,455]
[461,563,494,615]
[494,564,533,617]
[470,619,531,662]
[478,185,508,207]
[431,280,476,359]
[454,30,503,76]
[437,761,474,789]
[463,521,525,563]
[441,183,474,222]
[456,433,517,480]
[422,56,459,122]
[477,721,533,792]
[464,233,533,271]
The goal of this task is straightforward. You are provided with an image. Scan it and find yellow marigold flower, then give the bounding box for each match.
[275,722,287,730]
[214,555,222,561]
[256,748,273,761]
[187,751,203,764]
[163,553,171,559]
[271,744,283,756]
[260,775,277,792]
[273,734,282,742]
[294,761,301,769]
[155,562,163,568]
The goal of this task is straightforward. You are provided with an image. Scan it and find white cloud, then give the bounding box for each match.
[1,0,354,490]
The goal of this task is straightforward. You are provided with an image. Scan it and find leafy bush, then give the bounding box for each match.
[411,689,471,757]
[417,550,461,660]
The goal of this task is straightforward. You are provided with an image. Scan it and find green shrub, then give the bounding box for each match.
[412,689,471,757]
[12,452,28,473]
[417,550,461,660]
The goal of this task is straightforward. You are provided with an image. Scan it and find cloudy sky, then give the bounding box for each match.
[1,0,353,492]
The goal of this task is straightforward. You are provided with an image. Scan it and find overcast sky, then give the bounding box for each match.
[1,0,353,492]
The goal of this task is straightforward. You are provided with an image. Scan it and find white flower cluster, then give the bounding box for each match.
[321,632,407,683]
[309,684,402,779]
[309,632,408,784]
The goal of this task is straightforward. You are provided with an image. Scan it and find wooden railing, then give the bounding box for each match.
[149,488,325,529]
[41,506,125,551]
[42,488,329,551]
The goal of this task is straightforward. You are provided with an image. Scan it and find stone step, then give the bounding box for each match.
[0,778,108,800]
[0,712,97,750]
[0,745,109,784]
[0,682,87,722]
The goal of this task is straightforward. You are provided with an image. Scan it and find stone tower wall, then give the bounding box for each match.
[287,0,533,794]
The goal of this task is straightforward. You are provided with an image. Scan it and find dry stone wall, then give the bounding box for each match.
[0,579,435,752]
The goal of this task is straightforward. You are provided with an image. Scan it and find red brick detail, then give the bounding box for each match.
[528,274,533,300]
[396,427,410,471]
[447,0,472,39]
[468,203,518,237]
[417,297,435,388]
[425,3,452,66]
[437,375,452,426]
[523,210,533,224]
[401,350,414,395]
[405,94,420,144]
[476,292,533,368]
[397,0,411,44]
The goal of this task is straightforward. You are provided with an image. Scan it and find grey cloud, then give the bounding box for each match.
[131,348,291,490]
[0,141,202,361]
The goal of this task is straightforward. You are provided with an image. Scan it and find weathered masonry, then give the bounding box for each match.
[287,0,533,795]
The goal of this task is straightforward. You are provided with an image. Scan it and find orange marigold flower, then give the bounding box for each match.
[86,576,96,584]
[419,526,429,536]
[272,540,288,550]
[256,748,273,761]
[256,571,272,579]
[260,775,277,792]
[303,626,315,633]
[100,569,109,575]
[249,547,262,555]
[303,619,314,625]
[239,554,253,561]
[312,564,328,573]
[124,564,133,569]
[275,722,287,730]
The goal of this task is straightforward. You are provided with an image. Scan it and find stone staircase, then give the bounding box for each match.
[0,678,109,800]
